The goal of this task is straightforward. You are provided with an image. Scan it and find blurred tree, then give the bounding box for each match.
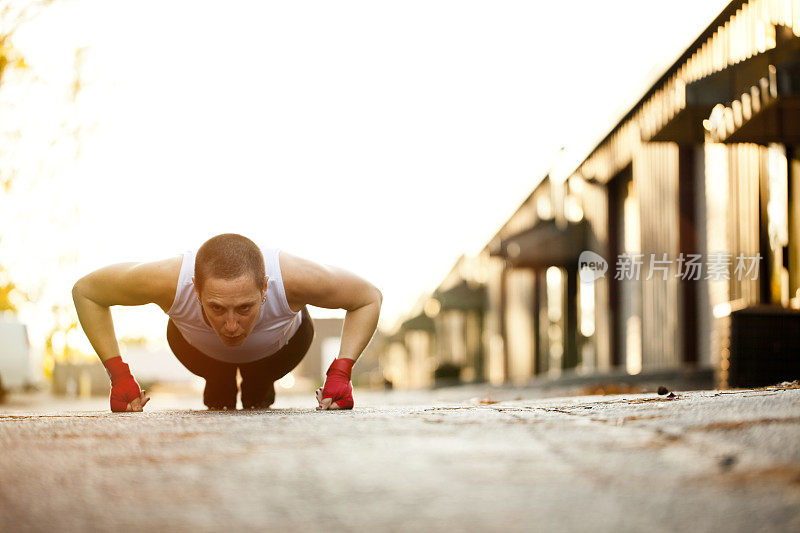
[1,0,61,286]
[0,1,36,81]
[1,1,88,372]
[0,262,27,312]
[42,303,92,377]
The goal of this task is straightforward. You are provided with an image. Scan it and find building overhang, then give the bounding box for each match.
[708,60,800,144]
[385,330,405,344]
[648,104,715,144]
[490,219,588,269]
[709,91,800,144]
[647,52,777,144]
[433,280,486,311]
[400,312,435,333]
[720,95,800,144]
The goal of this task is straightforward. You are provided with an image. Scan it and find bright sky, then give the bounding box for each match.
[2,0,730,350]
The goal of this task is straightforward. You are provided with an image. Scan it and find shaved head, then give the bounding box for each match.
[194,233,266,294]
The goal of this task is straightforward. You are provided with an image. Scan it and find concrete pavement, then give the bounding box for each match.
[1,383,799,532]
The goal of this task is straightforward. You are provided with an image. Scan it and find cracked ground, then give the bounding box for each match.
[1,385,799,532]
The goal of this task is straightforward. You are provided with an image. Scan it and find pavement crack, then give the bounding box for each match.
[423,406,479,411]
[688,416,800,432]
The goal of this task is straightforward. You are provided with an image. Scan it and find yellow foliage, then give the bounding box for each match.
[0,284,19,312]
[42,353,54,377]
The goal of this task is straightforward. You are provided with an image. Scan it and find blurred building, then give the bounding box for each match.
[0,315,43,393]
[382,295,435,389]
[297,314,383,389]
[383,0,800,390]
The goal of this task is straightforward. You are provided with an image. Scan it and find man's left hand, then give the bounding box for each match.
[316,357,355,410]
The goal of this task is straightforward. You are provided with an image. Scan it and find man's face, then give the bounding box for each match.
[193,274,267,347]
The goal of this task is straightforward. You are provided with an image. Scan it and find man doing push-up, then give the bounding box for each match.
[72,233,382,412]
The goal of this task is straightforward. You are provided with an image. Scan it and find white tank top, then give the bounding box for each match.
[167,247,303,363]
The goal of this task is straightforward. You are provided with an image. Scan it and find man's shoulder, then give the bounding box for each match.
[142,254,184,312]
[277,251,325,312]
[144,254,183,279]
[277,250,325,281]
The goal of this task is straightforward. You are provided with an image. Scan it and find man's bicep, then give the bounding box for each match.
[73,259,177,308]
[311,265,380,310]
[281,253,379,311]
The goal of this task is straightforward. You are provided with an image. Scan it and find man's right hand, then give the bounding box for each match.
[122,390,150,412]
[110,375,150,413]
[104,356,150,412]
[110,379,150,412]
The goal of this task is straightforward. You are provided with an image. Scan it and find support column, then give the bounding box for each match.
[678,145,699,365]
[564,266,579,369]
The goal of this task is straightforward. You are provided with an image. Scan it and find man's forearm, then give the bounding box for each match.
[337,297,381,362]
[72,286,122,363]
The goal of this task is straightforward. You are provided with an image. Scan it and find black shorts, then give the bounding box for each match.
[166,306,314,408]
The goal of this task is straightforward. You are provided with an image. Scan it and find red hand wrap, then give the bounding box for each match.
[103,356,142,412]
[321,358,355,409]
